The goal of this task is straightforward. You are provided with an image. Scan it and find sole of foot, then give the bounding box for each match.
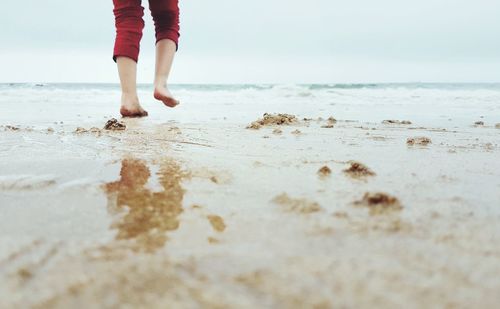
[120,106,149,118]
[154,89,180,108]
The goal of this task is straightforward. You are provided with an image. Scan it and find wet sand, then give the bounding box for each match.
[1,84,500,308]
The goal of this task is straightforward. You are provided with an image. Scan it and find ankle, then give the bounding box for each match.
[121,94,139,105]
[122,92,138,99]
[154,81,167,89]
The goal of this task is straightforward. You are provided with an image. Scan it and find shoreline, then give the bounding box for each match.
[0,85,499,307]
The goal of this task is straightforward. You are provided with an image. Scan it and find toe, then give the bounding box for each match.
[164,97,180,108]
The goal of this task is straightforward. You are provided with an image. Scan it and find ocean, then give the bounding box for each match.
[1,83,499,129]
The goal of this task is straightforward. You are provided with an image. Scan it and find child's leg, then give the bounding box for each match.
[117,57,148,117]
[113,0,148,117]
[149,0,180,107]
[153,40,178,107]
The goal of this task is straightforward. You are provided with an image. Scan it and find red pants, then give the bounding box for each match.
[112,0,180,62]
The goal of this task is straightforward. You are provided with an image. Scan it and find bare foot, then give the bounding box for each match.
[154,85,179,108]
[120,95,148,118]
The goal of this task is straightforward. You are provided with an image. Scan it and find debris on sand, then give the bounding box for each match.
[17,268,33,280]
[208,237,220,244]
[3,125,20,131]
[47,127,54,133]
[75,127,87,134]
[496,123,500,129]
[343,161,375,178]
[333,211,349,219]
[327,116,337,123]
[272,128,283,134]
[353,192,403,215]
[371,136,388,141]
[246,122,262,130]
[207,215,226,232]
[321,116,337,128]
[291,129,302,135]
[272,193,322,214]
[407,136,431,146]
[317,166,332,177]
[483,143,494,151]
[474,121,485,126]
[382,120,412,125]
[246,113,297,129]
[168,126,182,134]
[75,127,102,135]
[104,118,126,131]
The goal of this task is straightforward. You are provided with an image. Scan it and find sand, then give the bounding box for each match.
[1,84,500,308]
[406,136,432,145]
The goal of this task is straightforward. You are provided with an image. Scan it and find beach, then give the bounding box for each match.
[1,83,500,308]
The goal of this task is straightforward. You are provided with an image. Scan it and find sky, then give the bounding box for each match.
[1,0,500,83]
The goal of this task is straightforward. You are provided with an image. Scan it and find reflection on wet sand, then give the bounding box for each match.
[105,158,186,252]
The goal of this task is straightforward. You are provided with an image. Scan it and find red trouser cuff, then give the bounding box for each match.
[113,44,140,63]
[156,30,180,51]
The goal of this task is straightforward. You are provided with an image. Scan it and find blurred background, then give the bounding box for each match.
[1,0,500,83]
